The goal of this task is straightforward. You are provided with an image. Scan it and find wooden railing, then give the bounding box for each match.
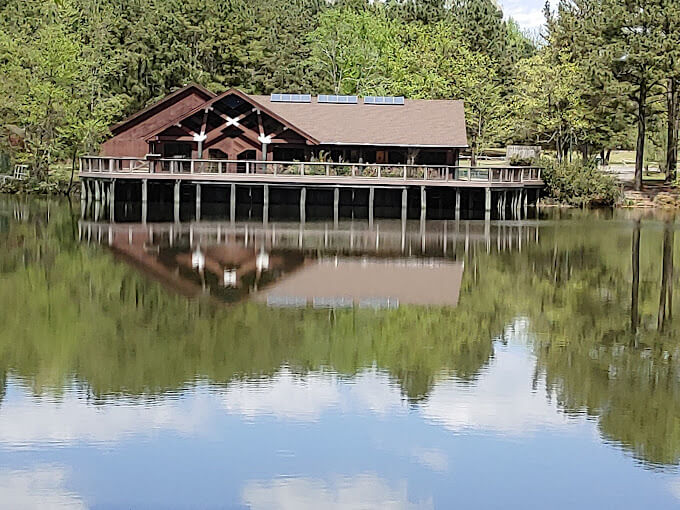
[80,156,543,183]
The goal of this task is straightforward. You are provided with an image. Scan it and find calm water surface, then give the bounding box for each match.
[1,195,680,509]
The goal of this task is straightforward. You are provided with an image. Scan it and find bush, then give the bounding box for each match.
[509,155,537,167]
[541,157,622,207]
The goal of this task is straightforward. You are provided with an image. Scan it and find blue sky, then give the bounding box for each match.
[501,0,558,31]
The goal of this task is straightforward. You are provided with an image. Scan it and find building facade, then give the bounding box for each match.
[101,85,468,167]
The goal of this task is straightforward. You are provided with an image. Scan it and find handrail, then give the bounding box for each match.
[80,156,543,183]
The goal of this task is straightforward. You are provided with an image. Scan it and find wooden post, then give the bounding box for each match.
[401,187,408,224]
[455,189,461,221]
[195,183,201,221]
[174,180,180,224]
[139,180,147,224]
[420,186,426,223]
[299,187,306,223]
[108,180,115,222]
[485,187,492,213]
[263,184,269,225]
[94,179,101,202]
[369,186,375,227]
[230,183,236,223]
[334,187,340,227]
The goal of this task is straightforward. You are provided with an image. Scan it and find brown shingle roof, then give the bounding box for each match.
[251,95,468,148]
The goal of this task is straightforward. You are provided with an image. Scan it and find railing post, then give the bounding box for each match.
[246,161,250,174]
[109,158,114,173]
[353,165,357,177]
[190,160,195,174]
[378,166,381,178]
[300,163,305,176]
[446,168,449,182]
[326,163,330,176]
[403,165,407,181]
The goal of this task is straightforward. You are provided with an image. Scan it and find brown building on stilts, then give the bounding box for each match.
[83,85,543,223]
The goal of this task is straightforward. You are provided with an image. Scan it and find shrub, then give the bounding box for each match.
[509,155,537,167]
[541,157,622,207]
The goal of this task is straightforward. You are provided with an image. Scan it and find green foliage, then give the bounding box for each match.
[541,157,622,206]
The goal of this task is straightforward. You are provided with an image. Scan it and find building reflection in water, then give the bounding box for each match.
[78,218,540,307]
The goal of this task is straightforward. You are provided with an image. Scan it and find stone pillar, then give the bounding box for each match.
[230,183,236,223]
[299,187,306,223]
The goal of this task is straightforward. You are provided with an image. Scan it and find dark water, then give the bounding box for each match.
[2,195,680,509]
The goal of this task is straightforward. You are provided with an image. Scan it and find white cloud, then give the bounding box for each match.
[0,466,85,510]
[501,0,558,30]
[221,368,405,421]
[242,475,432,510]
[420,322,575,436]
[222,370,343,421]
[0,390,212,447]
[410,448,448,473]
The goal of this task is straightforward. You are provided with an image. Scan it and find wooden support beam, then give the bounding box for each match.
[299,187,306,223]
[230,184,236,223]
[195,183,201,221]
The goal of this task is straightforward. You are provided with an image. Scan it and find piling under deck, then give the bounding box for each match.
[80,156,544,223]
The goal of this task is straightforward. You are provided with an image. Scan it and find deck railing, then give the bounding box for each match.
[80,156,542,183]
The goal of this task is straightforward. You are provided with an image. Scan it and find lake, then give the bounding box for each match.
[1,195,679,509]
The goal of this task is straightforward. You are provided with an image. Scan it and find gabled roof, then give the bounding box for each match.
[110,83,215,135]
[144,88,320,145]
[252,95,469,148]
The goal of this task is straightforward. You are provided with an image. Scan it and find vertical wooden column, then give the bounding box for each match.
[333,187,340,227]
[195,183,201,221]
[174,180,180,223]
[455,188,461,221]
[369,186,375,227]
[140,179,147,224]
[523,188,528,215]
[485,187,492,221]
[263,184,269,225]
[299,187,306,223]
[401,187,408,224]
[230,184,236,223]
[110,179,116,222]
[420,186,426,223]
[94,179,101,202]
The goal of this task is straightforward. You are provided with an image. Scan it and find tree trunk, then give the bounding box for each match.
[634,81,648,191]
[666,77,679,183]
[658,222,675,330]
[68,148,77,195]
[631,219,641,332]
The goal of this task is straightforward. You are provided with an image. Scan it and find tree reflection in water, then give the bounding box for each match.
[1,197,679,468]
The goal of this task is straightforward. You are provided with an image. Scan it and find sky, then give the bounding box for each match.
[501,0,558,32]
